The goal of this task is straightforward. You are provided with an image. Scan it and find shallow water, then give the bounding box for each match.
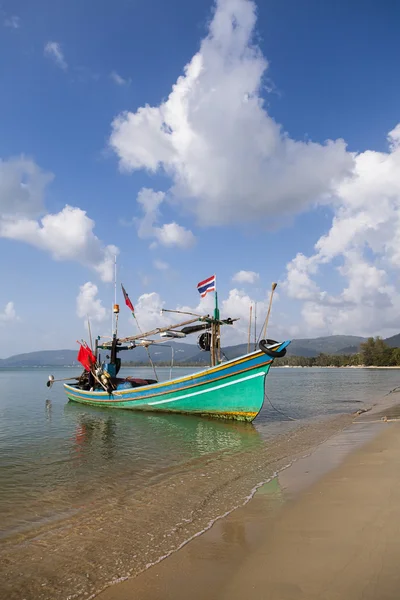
[0,366,398,537]
[0,366,398,599]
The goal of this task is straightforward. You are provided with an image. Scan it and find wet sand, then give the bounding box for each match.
[97,418,400,600]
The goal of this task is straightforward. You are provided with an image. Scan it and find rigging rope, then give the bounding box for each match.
[265,390,297,421]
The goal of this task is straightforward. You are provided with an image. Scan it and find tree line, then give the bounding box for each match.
[273,337,400,367]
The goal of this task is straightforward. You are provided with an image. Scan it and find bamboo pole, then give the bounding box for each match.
[161,308,205,318]
[254,302,257,351]
[262,282,278,340]
[87,316,93,351]
[210,321,216,367]
[116,316,201,344]
[247,304,253,354]
[216,322,221,364]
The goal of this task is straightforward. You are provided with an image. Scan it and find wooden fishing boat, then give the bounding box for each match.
[64,341,289,422]
[55,277,290,422]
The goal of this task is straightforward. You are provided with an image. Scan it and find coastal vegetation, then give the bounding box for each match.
[273,337,400,368]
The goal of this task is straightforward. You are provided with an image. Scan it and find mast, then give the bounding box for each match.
[109,255,120,376]
[211,276,220,367]
[113,255,119,337]
[114,255,117,327]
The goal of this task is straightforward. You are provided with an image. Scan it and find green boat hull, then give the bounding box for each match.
[64,345,290,422]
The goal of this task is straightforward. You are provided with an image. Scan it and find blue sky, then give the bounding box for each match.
[1,0,400,356]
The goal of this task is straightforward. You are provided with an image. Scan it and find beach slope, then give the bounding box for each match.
[98,422,400,600]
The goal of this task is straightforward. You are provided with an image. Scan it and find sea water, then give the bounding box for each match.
[0,366,398,599]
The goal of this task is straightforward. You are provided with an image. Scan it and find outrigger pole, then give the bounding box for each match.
[116,316,202,345]
[247,304,253,354]
[261,282,278,340]
[161,309,205,319]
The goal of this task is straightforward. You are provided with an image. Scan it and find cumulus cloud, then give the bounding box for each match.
[176,287,273,344]
[44,41,67,70]
[136,187,196,248]
[232,270,259,284]
[110,71,131,86]
[76,282,108,322]
[0,301,19,323]
[156,222,196,248]
[110,0,352,227]
[0,156,118,281]
[134,292,169,332]
[283,125,400,336]
[131,285,285,345]
[1,205,118,282]
[107,0,400,337]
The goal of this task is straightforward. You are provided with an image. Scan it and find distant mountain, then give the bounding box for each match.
[287,344,320,358]
[1,334,400,367]
[288,335,367,356]
[384,333,400,348]
[334,345,361,355]
[0,343,197,368]
[0,349,78,367]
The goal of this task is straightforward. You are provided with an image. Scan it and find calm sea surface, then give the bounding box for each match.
[0,366,399,599]
[1,366,398,537]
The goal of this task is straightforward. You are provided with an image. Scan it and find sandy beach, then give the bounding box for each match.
[97,414,400,600]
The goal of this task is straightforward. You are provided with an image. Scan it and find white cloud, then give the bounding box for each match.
[110,71,131,86]
[232,270,259,284]
[0,206,118,282]
[4,16,20,28]
[222,288,270,343]
[136,187,165,237]
[156,222,196,248]
[153,259,169,270]
[107,0,400,338]
[0,156,118,282]
[44,41,67,70]
[136,187,196,248]
[76,282,107,322]
[0,301,19,323]
[176,287,276,344]
[134,292,169,332]
[110,0,352,227]
[129,285,285,346]
[283,124,400,337]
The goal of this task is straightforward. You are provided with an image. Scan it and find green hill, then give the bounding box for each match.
[1,334,399,367]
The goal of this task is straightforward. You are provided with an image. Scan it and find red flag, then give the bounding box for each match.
[121,284,134,313]
[77,343,96,371]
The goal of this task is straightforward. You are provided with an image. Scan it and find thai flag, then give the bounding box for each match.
[197,275,216,298]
